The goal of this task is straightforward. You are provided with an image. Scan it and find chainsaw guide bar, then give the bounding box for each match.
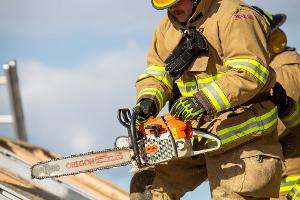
[31,147,132,179]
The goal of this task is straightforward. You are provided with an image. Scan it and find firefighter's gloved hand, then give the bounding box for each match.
[270,82,290,115]
[133,99,157,124]
[170,96,205,122]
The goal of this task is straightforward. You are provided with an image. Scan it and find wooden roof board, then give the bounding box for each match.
[0,136,129,200]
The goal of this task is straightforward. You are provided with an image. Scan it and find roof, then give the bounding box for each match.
[0,136,129,200]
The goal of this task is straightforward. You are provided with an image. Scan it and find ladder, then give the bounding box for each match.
[0,60,27,141]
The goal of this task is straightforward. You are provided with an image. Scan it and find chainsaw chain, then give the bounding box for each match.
[31,147,132,179]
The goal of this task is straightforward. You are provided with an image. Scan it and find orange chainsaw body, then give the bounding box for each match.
[137,113,193,140]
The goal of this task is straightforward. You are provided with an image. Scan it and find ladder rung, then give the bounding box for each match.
[0,115,13,123]
[0,76,6,85]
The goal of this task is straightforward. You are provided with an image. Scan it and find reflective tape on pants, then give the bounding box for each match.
[208,107,278,146]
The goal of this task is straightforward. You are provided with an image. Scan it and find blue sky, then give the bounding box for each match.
[0,1,299,199]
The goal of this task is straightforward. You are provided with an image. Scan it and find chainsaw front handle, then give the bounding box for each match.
[117,108,131,128]
[117,108,143,167]
[130,108,143,167]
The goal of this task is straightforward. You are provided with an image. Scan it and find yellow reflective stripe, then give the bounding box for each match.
[225,59,269,84]
[197,73,225,89]
[263,16,271,26]
[201,82,231,112]
[282,102,300,128]
[137,88,164,111]
[176,80,198,97]
[280,174,300,193]
[209,107,278,145]
[196,73,225,84]
[288,183,300,200]
[176,81,197,87]
[262,10,273,25]
[264,11,273,21]
[137,65,173,90]
[180,90,198,97]
[176,73,226,97]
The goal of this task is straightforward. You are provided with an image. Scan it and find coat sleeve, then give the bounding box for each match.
[195,6,275,114]
[135,18,173,112]
[274,60,300,137]
[280,99,300,138]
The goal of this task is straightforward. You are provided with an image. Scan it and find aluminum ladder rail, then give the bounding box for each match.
[0,60,27,141]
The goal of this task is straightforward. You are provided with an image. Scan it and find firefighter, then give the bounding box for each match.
[252,6,300,200]
[131,0,283,199]
[270,25,300,200]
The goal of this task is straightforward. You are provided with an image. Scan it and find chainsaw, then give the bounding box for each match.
[31,108,221,179]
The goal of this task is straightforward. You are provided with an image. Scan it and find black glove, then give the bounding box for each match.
[165,42,188,65]
[170,96,205,121]
[133,99,157,124]
[165,28,208,79]
[270,82,290,115]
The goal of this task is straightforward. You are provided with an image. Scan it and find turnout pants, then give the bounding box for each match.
[272,133,300,200]
[130,133,283,200]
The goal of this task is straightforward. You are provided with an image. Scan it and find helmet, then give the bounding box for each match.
[269,28,287,54]
[151,0,180,10]
[251,6,286,31]
[151,0,200,10]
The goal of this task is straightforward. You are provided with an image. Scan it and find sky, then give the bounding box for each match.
[0,0,299,199]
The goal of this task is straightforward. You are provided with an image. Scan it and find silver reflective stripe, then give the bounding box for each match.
[137,88,164,110]
[205,84,227,111]
[143,69,167,77]
[281,180,299,187]
[286,111,300,128]
[176,80,198,97]
[207,107,278,147]
[282,102,300,128]
[137,65,173,91]
[197,82,209,89]
[178,85,198,93]
[289,187,300,199]
[219,109,277,141]
[197,73,225,89]
[177,84,198,96]
[227,61,269,82]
